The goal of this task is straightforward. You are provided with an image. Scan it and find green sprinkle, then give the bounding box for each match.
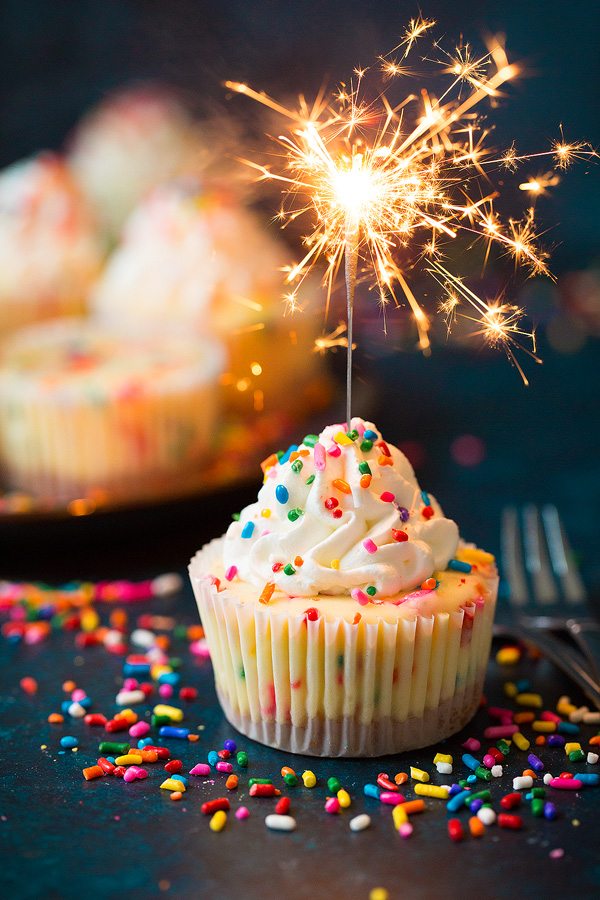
[232,512,241,521]
[360,439,373,452]
[236,751,248,767]
[337,654,344,668]
[358,461,371,475]
[327,776,342,794]
[239,667,245,679]
[569,749,585,762]
[288,507,303,522]
[305,474,315,485]
[283,564,296,576]
[248,778,272,786]
[99,741,129,755]
[469,790,491,802]
[276,450,284,460]
[531,798,545,817]
[458,779,470,788]
[152,714,172,728]
[496,739,511,756]
[284,773,299,786]
[365,585,377,596]
[475,766,492,781]
[303,434,319,447]
[291,459,303,473]
[529,787,545,798]
[346,429,359,441]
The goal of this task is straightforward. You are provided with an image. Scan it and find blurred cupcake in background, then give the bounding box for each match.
[68,85,202,242]
[91,178,330,420]
[0,318,225,502]
[0,153,103,341]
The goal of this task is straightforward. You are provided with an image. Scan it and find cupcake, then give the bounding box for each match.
[0,153,102,340]
[189,418,497,757]
[90,178,327,418]
[0,318,225,502]
[68,85,202,241]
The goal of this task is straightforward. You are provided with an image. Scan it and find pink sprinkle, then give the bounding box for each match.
[462,737,481,752]
[548,778,583,790]
[327,444,341,457]
[380,491,395,503]
[216,761,233,774]
[488,706,514,721]
[159,684,174,698]
[399,823,413,839]
[129,721,151,738]
[123,768,139,783]
[549,848,564,859]
[189,763,211,777]
[314,442,326,471]
[71,689,87,702]
[482,754,496,769]
[123,678,139,691]
[236,806,250,820]
[483,724,519,739]
[325,797,340,814]
[351,588,370,606]
[380,792,406,806]
[131,766,148,779]
[190,639,211,658]
[392,588,434,604]
[353,420,365,438]
[363,539,378,554]
[225,565,238,581]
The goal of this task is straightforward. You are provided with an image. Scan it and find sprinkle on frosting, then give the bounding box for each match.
[223,418,459,599]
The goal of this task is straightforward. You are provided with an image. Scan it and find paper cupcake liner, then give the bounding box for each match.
[189,539,497,758]
[0,380,220,501]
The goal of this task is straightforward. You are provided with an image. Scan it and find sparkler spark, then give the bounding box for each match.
[225,19,595,391]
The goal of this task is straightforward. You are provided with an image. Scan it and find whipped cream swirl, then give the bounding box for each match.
[223,419,459,599]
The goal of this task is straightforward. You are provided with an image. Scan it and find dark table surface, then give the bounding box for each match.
[1,335,599,900]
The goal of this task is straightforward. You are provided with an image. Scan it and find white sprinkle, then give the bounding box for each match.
[349,814,371,832]
[115,689,146,706]
[68,702,86,718]
[130,629,156,649]
[436,762,453,775]
[491,764,503,777]
[477,807,496,825]
[569,706,588,723]
[583,711,600,725]
[265,814,296,832]
[151,573,183,595]
[513,775,533,791]
[587,752,599,765]
[543,773,554,785]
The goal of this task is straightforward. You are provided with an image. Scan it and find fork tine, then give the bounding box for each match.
[523,504,559,604]
[501,506,529,606]
[541,504,587,604]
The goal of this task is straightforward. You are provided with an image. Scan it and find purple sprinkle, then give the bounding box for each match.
[397,506,410,522]
[549,847,564,859]
[547,734,566,748]
[527,752,544,772]
[469,798,483,813]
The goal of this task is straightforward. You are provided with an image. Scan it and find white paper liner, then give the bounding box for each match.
[189,538,497,757]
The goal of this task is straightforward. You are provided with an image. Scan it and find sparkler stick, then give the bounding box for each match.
[344,212,358,426]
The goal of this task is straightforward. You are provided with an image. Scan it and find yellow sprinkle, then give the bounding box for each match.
[414,783,449,799]
[334,431,353,445]
[433,752,453,765]
[504,681,518,698]
[410,766,429,783]
[160,778,186,792]
[496,646,521,665]
[565,742,582,756]
[115,754,143,766]
[369,890,389,900]
[118,708,138,724]
[302,770,317,788]
[209,810,227,832]
[513,732,530,751]
[557,696,577,716]
[261,508,271,518]
[151,664,172,681]
[516,693,543,708]
[81,609,100,632]
[392,804,408,829]
[330,559,340,570]
[532,720,556,733]
[456,547,495,566]
[337,788,351,808]
[153,704,184,722]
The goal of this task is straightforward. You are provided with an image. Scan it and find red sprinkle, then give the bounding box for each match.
[333,509,343,519]
[498,813,523,830]
[201,798,230,815]
[377,440,391,457]
[249,783,279,797]
[422,505,435,519]
[448,819,464,842]
[392,529,409,542]
[500,792,522,810]
[272,563,283,573]
[304,608,319,622]
[19,676,38,695]
[325,497,339,510]
[164,760,183,774]
[275,797,291,815]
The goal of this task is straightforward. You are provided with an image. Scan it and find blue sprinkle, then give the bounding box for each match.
[363,783,381,799]
[61,700,71,715]
[557,721,580,735]
[122,663,151,678]
[158,672,180,686]
[224,739,237,752]
[78,696,92,709]
[241,521,255,539]
[446,789,471,812]
[462,753,480,771]
[543,801,557,820]
[106,757,116,764]
[516,678,531,692]
[448,559,472,574]
[158,726,190,739]
[171,774,188,786]
[279,445,298,465]
[573,773,600,785]
[421,490,431,505]
[208,750,219,767]
[275,484,289,504]
[466,773,478,784]
[137,738,152,749]
[448,784,464,797]
[60,736,78,749]
[547,734,566,747]
[363,429,377,440]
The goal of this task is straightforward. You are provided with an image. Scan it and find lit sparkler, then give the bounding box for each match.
[225,19,596,414]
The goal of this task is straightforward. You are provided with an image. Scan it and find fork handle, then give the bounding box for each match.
[566,619,600,682]
[513,625,600,710]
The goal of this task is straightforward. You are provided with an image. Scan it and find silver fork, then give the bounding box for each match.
[498,503,600,709]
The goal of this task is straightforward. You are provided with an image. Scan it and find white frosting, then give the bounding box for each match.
[223,418,459,598]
